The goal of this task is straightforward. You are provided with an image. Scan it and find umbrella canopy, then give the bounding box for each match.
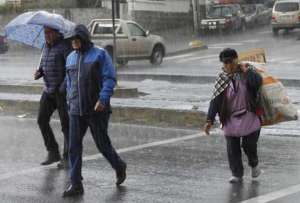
[4,11,75,49]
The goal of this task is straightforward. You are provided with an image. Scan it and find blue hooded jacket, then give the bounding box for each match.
[66,24,116,115]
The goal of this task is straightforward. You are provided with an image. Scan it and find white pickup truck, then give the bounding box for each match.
[88,19,166,65]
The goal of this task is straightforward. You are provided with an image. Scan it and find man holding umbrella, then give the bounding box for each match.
[34,26,71,168]
[4,11,75,168]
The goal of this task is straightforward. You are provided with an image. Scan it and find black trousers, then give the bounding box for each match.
[69,112,126,184]
[225,130,260,178]
[37,91,69,159]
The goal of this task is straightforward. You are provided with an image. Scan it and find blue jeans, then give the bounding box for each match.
[69,112,125,185]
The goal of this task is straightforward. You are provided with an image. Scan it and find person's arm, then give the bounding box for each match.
[204,94,222,135]
[95,50,116,112]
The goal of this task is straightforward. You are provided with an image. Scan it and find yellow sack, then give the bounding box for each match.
[255,67,298,126]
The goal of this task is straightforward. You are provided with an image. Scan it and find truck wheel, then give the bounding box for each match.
[150,45,164,65]
[272,28,279,36]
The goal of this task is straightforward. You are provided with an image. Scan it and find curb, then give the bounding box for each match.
[0,99,207,129]
[118,73,300,87]
[0,84,140,98]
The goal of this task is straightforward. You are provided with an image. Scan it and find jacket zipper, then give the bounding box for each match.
[78,54,83,116]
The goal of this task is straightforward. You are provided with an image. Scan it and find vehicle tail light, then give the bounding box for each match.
[272,16,276,22]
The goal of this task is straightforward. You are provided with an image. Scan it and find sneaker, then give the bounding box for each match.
[251,166,262,178]
[41,151,61,165]
[57,159,69,169]
[62,183,84,198]
[229,176,243,183]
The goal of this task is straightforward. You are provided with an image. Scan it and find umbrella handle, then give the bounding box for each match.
[36,44,45,70]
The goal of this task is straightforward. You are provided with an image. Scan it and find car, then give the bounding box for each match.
[87,19,166,66]
[0,34,8,54]
[242,4,272,28]
[200,4,246,34]
[271,0,300,35]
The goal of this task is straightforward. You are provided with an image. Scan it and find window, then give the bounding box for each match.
[94,24,114,35]
[127,23,145,36]
[275,2,299,12]
[93,23,121,35]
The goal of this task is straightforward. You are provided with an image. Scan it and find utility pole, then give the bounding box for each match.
[192,0,200,35]
[111,0,117,67]
[116,0,120,18]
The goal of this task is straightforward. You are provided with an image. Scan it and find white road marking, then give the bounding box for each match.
[165,53,196,61]
[268,57,296,63]
[176,54,218,63]
[208,46,226,49]
[241,183,300,203]
[209,42,244,46]
[239,39,261,43]
[0,132,205,181]
[257,30,272,35]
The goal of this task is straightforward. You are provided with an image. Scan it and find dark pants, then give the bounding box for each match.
[37,91,69,159]
[225,130,260,178]
[69,112,125,185]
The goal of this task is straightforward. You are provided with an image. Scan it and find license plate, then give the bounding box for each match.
[280,15,292,21]
[209,25,217,29]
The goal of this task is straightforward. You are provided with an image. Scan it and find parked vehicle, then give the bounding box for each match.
[87,19,166,66]
[242,4,272,28]
[0,34,8,54]
[200,4,246,34]
[271,0,300,35]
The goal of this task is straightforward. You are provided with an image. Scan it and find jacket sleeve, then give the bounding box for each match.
[207,93,222,124]
[99,50,116,105]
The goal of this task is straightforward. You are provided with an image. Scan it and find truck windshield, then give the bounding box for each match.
[208,6,232,17]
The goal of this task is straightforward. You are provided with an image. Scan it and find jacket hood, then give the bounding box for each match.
[70,24,93,52]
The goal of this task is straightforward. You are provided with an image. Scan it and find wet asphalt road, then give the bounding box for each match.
[1,25,300,202]
[0,115,300,202]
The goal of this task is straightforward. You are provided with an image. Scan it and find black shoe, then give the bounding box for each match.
[57,159,69,169]
[41,151,61,165]
[62,183,84,198]
[116,163,127,186]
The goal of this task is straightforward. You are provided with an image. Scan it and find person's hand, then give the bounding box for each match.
[94,101,105,112]
[34,70,42,80]
[204,122,212,135]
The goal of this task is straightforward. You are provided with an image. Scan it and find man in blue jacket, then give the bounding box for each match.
[63,24,127,197]
[34,27,71,169]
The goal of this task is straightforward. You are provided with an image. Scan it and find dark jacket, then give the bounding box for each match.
[38,38,71,94]
[207,68,263,125]
[66,25,116,116]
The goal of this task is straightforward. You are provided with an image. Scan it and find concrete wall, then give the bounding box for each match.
[0,8,112,29]
[102,0,191,13]
[132,10,193,31]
